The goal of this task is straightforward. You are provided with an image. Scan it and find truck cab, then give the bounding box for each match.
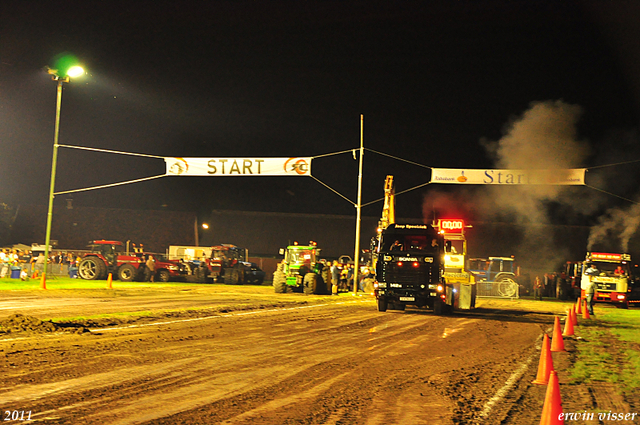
[373,223,450,314]
[581,252,631,308]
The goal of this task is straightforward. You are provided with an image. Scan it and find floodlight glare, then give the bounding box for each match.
[49,52,85,80]
[66,66,84,78]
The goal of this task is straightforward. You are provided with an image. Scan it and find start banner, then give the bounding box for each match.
[165,157,312,177]
[430,168,586,185]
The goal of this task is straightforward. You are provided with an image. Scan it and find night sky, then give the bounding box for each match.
[2,1,640,259]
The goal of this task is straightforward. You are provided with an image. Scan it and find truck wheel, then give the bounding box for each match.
[377,297,388,312]
[118,264,137,282]
[433,299,444,315]
[78,257,106,280]
[618,300,629,309]
[157,270,170,282]
[273,271,286,293]
[303,273,317,295]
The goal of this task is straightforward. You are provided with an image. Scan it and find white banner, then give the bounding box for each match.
[165,157,312,176]
[431,168,586,185]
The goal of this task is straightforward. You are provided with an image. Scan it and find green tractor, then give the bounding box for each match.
[273,243,328,295]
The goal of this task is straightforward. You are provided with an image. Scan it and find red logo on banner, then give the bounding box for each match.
[284,158,310,175]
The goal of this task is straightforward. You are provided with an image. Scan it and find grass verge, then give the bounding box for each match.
[569,307,640,398]
[0,275,194,290]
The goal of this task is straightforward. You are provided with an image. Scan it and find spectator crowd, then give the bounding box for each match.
[0,248,83,278]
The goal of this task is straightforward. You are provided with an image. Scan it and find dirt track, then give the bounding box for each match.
[0,287,631,424]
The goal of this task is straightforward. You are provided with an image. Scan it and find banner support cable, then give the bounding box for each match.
[54,174,167,195]
[309,176,355,206]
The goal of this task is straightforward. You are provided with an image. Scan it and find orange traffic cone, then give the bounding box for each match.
[582,299,591,319]
[539,370,563,425]
[562,310,575,337]
[571,305,578,326]
[532,334,554,385]
[107,273,113,289]
[550,316,566,352]
[41,273,47,290]
[576,297,582,314]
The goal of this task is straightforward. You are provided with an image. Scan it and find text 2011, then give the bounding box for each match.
[3,411,32,421]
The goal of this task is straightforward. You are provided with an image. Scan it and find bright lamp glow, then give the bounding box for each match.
[66,66,84,78]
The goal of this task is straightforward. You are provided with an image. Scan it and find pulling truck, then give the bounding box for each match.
[434,218,477,308]
[272,242,326,295]
[581,252,632,309]
[374,223,451,314]
[434,219,476,287]
[371,176,475,313]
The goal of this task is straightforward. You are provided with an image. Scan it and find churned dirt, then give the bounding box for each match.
[0,286,637,424]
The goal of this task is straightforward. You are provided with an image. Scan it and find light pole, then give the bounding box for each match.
[194,218,209,247]
[42,62,84,279]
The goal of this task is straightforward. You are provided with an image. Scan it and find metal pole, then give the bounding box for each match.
[194,217,199,247]
[353,114,364,295]
[43,78,65,278]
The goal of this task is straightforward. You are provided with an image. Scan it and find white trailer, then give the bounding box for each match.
[167,246,212,261]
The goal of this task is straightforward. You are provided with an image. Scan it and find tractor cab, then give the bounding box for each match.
[87,240,126,267]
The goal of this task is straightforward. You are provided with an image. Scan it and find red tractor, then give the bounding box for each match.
[77,240,185,282]
[194,244,249,284]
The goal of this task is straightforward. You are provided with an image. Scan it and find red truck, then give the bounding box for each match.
[77,240,186,282]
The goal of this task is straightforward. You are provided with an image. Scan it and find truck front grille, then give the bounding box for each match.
[597,283,617,291]
[382,263,433,285]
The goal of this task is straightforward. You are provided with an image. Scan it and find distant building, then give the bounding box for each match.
[8,206,398,259]
[10,205,196,253]
[202,209,390,258]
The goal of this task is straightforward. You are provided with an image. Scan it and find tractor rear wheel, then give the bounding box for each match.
[118,264,137,282]
[78,257,107,280]
[225,268,239,285]
[303,272,317,295]
[273,271,287,293]
[497,277,518,298]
